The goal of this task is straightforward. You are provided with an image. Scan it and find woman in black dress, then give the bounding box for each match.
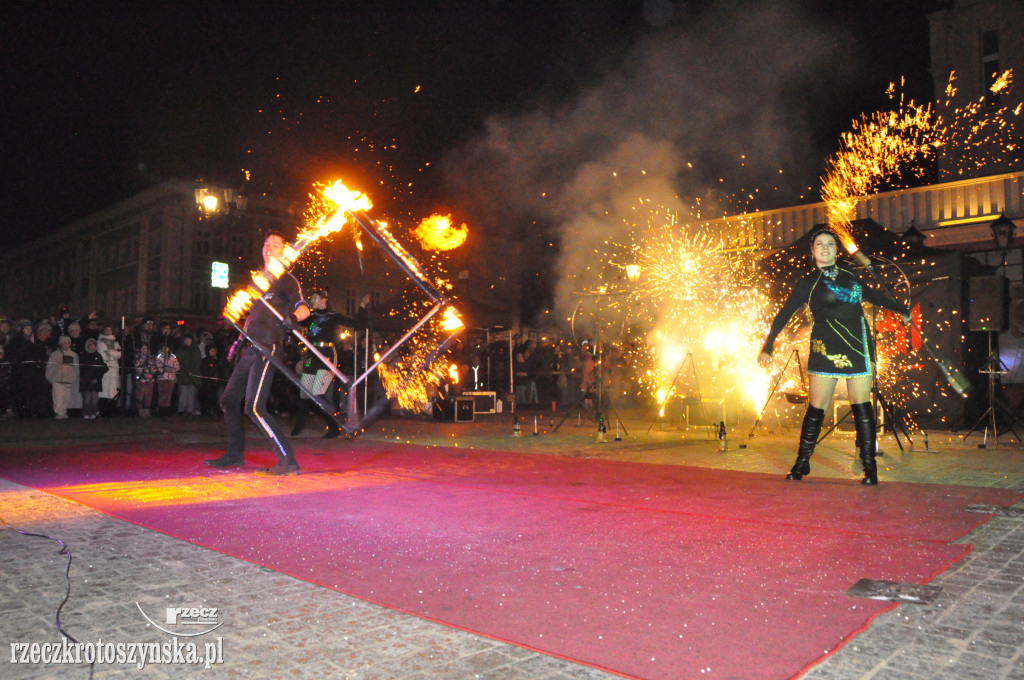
[758,228,909,485]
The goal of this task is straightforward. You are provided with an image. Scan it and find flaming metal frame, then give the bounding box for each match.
[222,192,463,437]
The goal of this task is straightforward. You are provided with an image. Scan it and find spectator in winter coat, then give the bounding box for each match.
[8,321,51,418]
[0,345,12,417]
[134,342,157,417]
[199,345,227,416]
[97,325,122,413]
[154,345,179,415]
[46,335,79,419]
[78,337,108,420]
[67,321,85,412]
[175,333,202,416]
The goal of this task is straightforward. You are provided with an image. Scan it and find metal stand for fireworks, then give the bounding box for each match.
[962,332,1023,446]
[748,349,807,437]
[646,353,712,435]
[553,291,629,437]
[841,250,973,452]
[557,288,626,436]
[553,332,627,437]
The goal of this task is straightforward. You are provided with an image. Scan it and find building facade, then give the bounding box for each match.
[0,178,519,333]
[0,180,292,324]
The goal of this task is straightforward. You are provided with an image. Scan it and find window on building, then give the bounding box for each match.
[192,279,209,312]
[196,229,210,255]
[982,29,998,57]
[983,29,1000,108]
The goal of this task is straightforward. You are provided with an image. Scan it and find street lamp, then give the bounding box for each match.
[990,213,1017,273]
[902,222,925,250]
[194,184,249,216]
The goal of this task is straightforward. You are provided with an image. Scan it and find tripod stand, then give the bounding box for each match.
[963,331,1024,445]
[749,349,807,437]
[553,339,627,436]
[646,353,712,435]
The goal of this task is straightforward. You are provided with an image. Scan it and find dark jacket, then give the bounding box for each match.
[79,347,109,393]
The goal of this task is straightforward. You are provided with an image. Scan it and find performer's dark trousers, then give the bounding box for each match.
[221,344,296,464]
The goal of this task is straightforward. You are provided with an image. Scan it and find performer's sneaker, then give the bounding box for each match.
[255,461,300,476]
[204,454,244,468]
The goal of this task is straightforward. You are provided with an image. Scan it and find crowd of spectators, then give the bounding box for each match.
[0,305,235,421]
[0,305,629,423]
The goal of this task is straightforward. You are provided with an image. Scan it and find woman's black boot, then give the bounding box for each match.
[851,402,878,485]
[787,406,825,480]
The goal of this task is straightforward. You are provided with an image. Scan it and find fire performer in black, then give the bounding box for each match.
[206,231,310,475]
[290,289,348,439]
[758,227,909,485]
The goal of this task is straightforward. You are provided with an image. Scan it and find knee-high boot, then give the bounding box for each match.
[290,399,308,436]
[851,402,877,485]
[787,406,825,480]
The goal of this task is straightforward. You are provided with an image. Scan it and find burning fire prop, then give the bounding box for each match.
[413,214,469,251]
[222,179,465,426]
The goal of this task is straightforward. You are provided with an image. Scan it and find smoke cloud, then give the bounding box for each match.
[441,1,853,324]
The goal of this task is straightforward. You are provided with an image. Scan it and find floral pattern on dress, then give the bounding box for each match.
[812,339,853,369]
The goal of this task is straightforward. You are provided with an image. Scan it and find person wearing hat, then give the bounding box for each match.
[54,305,72,337]
[46,335,79,419]
[176,332,203,416]
[7,321,47,417]
[78,337,108,420]
[290,289,348,438]
[97,324,122,415]
[124,317,156,414]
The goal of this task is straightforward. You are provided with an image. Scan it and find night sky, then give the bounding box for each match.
[3,0,940,249]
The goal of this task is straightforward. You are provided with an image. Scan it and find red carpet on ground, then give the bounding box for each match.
[1,441,1019,680]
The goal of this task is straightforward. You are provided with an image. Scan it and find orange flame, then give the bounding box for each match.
[448,363,459,384]
[413,214,468,251]
[441,306,464,331]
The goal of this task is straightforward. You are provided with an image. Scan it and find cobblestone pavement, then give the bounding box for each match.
[2,409,1024,679]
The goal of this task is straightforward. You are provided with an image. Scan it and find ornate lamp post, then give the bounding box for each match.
[990,213,1017,273]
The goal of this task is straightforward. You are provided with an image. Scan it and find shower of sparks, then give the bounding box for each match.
[574,72,1020,428]
[378,310,460,411]
[823,71,1019,252]
[575,209,773,419]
